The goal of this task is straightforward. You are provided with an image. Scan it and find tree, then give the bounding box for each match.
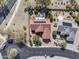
[60,38,67,49]
[66,4,72,10]
[34,6,39,15]
[28,7,33,15]
[43,0,51,6]
[52,31,57,39]
[29,38,33,46]
[7,48,18,59]
[33,35,41,46]
[47,11,53,22]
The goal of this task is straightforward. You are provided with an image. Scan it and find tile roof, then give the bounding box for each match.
[31,24,51,39]
[30,15,51,40]
[31,24,39,31]
[35,25,43,32]
[42,28,50,39]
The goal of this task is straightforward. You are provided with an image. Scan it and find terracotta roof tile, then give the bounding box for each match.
[42,28,50,39]
[35,25,43,32]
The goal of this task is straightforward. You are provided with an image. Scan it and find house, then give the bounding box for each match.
[30,14,51,43]
[56,16,78,43]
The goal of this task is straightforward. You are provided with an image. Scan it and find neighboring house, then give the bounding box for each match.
[30,14,51,42]
[57,16,78,43]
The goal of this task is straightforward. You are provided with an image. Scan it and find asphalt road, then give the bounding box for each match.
[1,43,79,59]
[0,0,16,24]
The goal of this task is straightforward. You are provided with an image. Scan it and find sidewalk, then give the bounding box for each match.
[27,56,69,59]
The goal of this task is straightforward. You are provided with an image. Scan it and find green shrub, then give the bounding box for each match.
[52,31,57,39]
[47,11,53,22]
[33,35,41,46]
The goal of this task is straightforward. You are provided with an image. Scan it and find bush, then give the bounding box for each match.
[7,48,18,59]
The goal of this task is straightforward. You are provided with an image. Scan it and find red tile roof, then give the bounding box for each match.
[35,25,43,32]
[30,16,51,40]
[31,24,51,39]
[31,24,39,31]
[42,28,50,39]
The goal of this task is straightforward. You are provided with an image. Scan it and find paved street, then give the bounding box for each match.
[0,0,16,25]
[1,43,79,59]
